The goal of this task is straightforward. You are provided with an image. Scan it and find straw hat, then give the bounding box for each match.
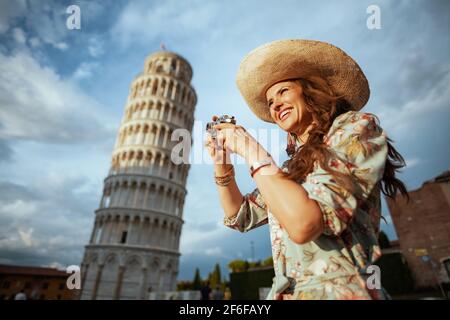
[236,39,370,123]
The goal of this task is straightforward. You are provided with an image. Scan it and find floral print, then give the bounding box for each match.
[223,111,390,300]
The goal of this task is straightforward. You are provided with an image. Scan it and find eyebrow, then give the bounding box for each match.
[268,86,289,106]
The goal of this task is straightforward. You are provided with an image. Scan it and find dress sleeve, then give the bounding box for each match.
[223,187,268,232]
[301,112,388,236]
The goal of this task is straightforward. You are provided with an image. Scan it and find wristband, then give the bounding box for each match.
[249,159,273,178]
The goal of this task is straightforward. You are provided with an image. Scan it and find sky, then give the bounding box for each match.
[0,0,449,282]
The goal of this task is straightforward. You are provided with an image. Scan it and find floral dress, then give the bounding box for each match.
[224,111,391,300]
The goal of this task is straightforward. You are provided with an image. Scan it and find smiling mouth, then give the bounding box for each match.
[278,108,293,121]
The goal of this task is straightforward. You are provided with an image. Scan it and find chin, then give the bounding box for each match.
[279,119,297,132]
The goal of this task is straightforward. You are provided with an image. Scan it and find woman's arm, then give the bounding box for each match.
[246,144,324,244]
[205,132,244,218]
[206,121,268,233]
[214,163,244,219]
[212,124,323,244]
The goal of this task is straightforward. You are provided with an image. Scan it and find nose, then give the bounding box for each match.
[270,98,283,112]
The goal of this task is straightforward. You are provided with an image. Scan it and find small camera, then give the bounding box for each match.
[206,115,236,138]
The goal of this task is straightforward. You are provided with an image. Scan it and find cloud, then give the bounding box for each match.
[0,50,113,143]
[18,227,38,248]
[377,68,450,137]
[72,62,99,80]
[405,158,422,169]
[29,37,41,48]
[53,42,68,51]
[19,1,71,51]
[12,27,26,44]
[88,36,104,58]
[0,1,109,51]
[0,0,27,34]
[0,139,13,162]
[205,247,224,257]
[111,0,220,47]
[0,174,99,268]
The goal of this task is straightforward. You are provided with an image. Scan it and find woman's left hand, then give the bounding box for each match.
[211,120,264,161]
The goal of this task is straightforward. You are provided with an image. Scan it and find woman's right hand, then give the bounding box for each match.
[204,115,232,174]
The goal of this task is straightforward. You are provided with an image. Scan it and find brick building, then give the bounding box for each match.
[0,265,78,300]
[386,169,450,290]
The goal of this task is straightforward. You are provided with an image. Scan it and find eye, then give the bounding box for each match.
[280,88,288,94]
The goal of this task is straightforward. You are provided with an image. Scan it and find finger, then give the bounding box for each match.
[204,141,214,155]
[213,123,236,130]
[204,135,213,146]
[204,139,213,150]
[206,134,214,144]
[216,131,225,148]
[206,141,216,158]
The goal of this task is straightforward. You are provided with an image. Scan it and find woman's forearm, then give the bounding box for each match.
[214,164,244,218]
[246,149,323,243]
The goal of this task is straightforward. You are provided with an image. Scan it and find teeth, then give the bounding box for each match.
[279,109,291,120]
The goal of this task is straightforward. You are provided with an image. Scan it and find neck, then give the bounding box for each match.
[294,122,315,143]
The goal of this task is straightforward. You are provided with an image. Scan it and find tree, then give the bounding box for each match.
[228,259,248,273]
[209,263,222,288]
[192,268,202,290]
[177,280,193,291]
[262,256,273,267]
[248,260,261,269]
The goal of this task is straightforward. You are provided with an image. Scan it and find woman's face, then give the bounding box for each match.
[266,80,313,135]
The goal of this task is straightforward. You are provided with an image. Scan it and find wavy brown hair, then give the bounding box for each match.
[282,76,409,201]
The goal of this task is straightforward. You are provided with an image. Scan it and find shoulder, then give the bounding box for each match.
[325,111,385,148]
[324,111,388,168]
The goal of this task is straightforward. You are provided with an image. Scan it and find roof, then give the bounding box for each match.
[432,168,450,183]
[405,168,450,193]
[0,264,68,277]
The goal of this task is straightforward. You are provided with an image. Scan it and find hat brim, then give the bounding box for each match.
[236,39,370,123]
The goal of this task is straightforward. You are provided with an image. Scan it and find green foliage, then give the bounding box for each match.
[177,281,193,291]
[229,257,274,273]
[208,263,222,289]
[228,259,248,273]
[262,257,273,267]
[192,267,202,290]
[248,260,261,269]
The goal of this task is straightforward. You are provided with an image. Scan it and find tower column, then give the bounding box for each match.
[91,264,104,300]
[113,265,125,300]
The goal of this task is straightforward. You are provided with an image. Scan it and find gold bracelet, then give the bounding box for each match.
[215,165,234,179]
[215,166,235,186]
[215,176,233,186]
[215,174,234,185]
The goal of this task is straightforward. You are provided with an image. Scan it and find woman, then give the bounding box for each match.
[204,39,408,300]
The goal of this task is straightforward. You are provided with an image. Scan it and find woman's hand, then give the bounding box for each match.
[209,115,266,162]
[204,116,230,166]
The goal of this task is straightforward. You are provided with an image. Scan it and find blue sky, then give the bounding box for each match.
[0,0,449,281]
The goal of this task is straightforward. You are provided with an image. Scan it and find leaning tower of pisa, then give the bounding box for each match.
[79,51,196,300]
